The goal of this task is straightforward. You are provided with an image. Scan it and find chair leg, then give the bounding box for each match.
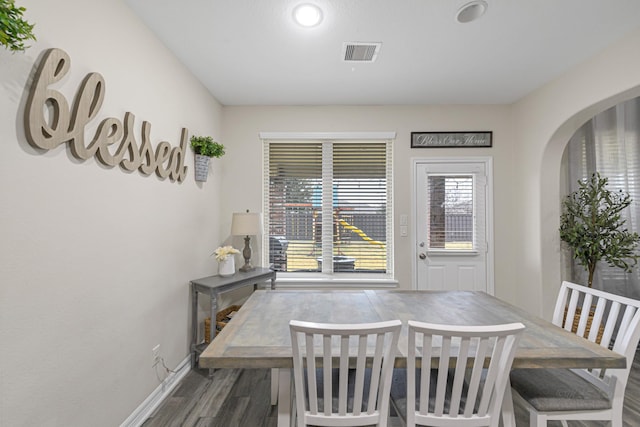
[290,391,297,427]
[529,411,546,427]
[501,386,516,427]
[277,369,292,427]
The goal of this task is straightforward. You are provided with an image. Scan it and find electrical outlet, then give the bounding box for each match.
[152,344,161,367]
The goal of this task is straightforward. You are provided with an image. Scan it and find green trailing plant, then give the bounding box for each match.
[190,135,225,158]
[559,172,640,287]
[0,0,36,52]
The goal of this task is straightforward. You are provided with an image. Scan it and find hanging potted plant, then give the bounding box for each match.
[560,172,640,288]
[190,135,225,182]
[0,0,36,52]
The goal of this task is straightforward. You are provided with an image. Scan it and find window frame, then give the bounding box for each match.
[260,132,396,286]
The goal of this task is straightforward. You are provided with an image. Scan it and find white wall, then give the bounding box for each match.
[220,27,640,320]
[220,105,517,301]
[0,1,223,425]
[512,27,640,319]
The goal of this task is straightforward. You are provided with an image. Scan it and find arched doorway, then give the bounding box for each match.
[539,86,640,318]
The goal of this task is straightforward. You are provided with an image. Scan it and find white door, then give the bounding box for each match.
[413,158,493,293]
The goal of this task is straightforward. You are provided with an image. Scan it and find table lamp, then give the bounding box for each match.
[231,210,262,272]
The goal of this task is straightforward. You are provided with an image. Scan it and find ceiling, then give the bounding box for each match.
[126,0,640,106]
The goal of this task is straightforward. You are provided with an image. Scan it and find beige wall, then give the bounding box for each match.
[0,1,223,425]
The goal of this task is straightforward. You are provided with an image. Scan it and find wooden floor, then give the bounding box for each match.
[143,351,640,427]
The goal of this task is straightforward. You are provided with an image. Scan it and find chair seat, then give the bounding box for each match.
[390,368,471,419]
[311,368,374,414]
[510,368,612,412]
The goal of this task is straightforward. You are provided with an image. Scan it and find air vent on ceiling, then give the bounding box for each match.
[343,42,381,62]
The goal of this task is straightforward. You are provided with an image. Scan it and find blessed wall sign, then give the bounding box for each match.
[24,48,188,182]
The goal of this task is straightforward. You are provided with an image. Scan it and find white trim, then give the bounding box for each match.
[410,156,495,295]
[275,277,398,288]
[259,131,396,140]
[119,356,191,427]
[386,140,395,278]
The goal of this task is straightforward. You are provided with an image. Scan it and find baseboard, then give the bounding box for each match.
[120,355,191,427]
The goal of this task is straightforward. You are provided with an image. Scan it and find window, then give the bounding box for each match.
[426,174,475,251]
[262,134,393,279]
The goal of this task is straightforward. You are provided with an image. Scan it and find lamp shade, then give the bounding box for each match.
[231,212,262,236]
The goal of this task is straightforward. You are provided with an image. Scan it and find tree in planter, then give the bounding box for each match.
[0,0,36,52]
[560,172,640,288]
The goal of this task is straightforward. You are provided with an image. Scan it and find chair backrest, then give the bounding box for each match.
[406,320,524,427]
[552,280,640,406]
[289,319,402,427]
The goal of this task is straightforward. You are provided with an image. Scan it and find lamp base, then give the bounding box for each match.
[239,263,255,272]
[240,235,255,272]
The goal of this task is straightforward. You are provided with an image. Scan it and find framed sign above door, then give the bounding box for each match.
[411,131,492,148]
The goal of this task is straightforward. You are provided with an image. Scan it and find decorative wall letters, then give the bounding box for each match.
[24,48,188,182]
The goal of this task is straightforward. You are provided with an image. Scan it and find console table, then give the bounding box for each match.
[190,267,276,369]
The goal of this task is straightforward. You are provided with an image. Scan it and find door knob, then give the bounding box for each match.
[418,253,427,260]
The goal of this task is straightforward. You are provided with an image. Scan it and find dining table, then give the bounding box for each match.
[198,289,626,427]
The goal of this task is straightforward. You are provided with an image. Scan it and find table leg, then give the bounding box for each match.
[501,379,516,427]
[207,293,218,378]
[277,368,292,427]
[209,293,218,343]
[190,283,197,368]
[271,368,279,405]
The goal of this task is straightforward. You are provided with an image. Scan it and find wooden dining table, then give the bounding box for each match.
[199,289,626,426]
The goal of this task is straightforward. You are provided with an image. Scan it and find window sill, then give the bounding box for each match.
[274,274,398,289]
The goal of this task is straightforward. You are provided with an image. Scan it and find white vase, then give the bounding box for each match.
[218,256,235,276]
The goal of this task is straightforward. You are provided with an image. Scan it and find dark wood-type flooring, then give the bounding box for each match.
[143,351,640,427]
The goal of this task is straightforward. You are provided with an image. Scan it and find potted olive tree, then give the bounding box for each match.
[560,172,640,288]
[190,135,225,182]
[0,0,36,52]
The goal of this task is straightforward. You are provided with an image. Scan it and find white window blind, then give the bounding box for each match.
[263,138,392,277]
[426,174,475,251]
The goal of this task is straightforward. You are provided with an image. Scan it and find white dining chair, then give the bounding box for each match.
[510,280,640,427]
[289,319,402,427]
[390,320,525,427]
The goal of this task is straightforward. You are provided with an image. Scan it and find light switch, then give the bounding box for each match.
[400,225,408,236]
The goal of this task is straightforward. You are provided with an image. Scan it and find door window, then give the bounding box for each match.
[427,174,475,251]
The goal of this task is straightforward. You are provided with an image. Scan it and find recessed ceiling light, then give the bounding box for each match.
[293,3,323,28]
[456,1,488,24]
